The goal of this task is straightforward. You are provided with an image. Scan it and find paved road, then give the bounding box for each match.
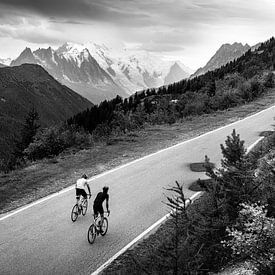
[0,106,274,275]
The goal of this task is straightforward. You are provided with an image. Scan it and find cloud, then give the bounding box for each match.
[0,20,66,45]
[0,0,274,30]
[0,0,274,28]
[0,0,152,27]
[0,0,274,67]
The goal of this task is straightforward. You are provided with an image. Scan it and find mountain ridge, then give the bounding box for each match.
[11,45,127,104]
[0,63,93,162]
[191,42,251,78]
[9,42,193,103]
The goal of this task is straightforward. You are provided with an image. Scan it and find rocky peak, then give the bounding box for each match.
[191,42,251,78]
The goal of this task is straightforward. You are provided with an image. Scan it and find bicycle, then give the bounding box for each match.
[87,212,109,244]
[71,195,90,222]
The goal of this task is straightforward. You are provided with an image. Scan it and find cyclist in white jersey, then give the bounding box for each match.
[75,174,91,205]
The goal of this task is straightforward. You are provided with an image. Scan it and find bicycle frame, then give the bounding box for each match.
[87,212,109,243]
[93,212,109,229]
[71,195,90,222]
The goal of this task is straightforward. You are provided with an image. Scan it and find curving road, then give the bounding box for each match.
[0,106,274,275]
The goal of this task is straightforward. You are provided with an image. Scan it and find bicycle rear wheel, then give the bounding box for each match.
[71,204,79,222]
[82,199,88,216]
[100,217,108,236]
[87,224,97,244]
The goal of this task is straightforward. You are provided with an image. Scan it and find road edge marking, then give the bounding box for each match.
[0,105,273,221]
[91,191,203,275]
[91,135,265,275]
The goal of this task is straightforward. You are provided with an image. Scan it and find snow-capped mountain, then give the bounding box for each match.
[10,42,193,103]
[84,42,194,89]
[86,42,193,92]
[0,57,11,67]
[191,42,251,78]
[11,44,127,104]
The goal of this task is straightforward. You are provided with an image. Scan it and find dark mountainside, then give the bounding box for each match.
[191,42,251,78]
[0,64,93,163]
[11,46,128,104]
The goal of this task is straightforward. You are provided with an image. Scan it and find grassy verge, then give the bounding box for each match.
[102,115,275,275]
[0,89,275,215]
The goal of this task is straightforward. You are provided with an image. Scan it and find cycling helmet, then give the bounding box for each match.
[103,186,109,193]
[82,174,88,179]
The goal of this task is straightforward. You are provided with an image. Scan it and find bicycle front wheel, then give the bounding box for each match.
[87,224,97,244]
[82,199,88,216]
[71,204,79,222]
[100,217,108,236]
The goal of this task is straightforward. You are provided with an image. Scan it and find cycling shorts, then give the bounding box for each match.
[93,204,104,216]
[76,188,87,199]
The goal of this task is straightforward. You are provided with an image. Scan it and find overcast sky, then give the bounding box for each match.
[0,0,274,69]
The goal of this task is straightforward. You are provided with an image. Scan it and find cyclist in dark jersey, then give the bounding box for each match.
[93,187,110,230]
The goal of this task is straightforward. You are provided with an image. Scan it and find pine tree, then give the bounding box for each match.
[16,107,40,156]
[220,129,246,169]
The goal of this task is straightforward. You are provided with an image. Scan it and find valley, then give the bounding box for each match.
[0,6,274,271]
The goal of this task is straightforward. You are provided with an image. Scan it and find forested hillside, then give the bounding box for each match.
[0,64,93,171]
[68,37,275,132]
[3,38,275,172]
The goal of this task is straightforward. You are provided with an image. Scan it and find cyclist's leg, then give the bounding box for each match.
[99,205,104,230]
[76,188,81,205]
[79,189,87,206]
[93,205,99,220]
[81,189,88,200]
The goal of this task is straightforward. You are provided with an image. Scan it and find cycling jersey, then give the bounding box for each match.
[94,192,109,205]
[76,178,87,189]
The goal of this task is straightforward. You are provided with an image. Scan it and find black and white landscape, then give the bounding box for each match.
[5,42,192,103]
[0,1,275,275]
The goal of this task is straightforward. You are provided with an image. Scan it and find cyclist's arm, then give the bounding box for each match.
[86,182,91,196]
[106,196,109,212]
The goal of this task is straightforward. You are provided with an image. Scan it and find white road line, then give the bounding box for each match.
[0,105,274,222]
[91,191,203,275]
[0,186,74,221]
[247,137,264,152]
[91,134,266,275]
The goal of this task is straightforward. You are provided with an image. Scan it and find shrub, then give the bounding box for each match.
[24,124,91,160]
[223,203,275,274]
[182,97,209,116]
[263,72,274,88]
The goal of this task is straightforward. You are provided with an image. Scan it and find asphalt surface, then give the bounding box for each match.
[0,106,274,275]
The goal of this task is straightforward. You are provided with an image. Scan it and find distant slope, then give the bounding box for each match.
[0,64,93,161]
[10,43,193,103]
[11,45,127,104]
[69,37,275,136]
[85,43,193,92]
[164,62,190,85]
[191,42,250,78]
[0,57,11,66]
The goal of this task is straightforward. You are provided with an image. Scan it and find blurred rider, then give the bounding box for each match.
[75,174,91,205]
[93,186,110,231]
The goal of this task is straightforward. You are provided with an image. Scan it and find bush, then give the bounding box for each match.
[211,90,242,110]
[237,77,266,102]
[182,95,210,116]
[223,203,275,274]
[263,72,274,88]
[24,124,91,160]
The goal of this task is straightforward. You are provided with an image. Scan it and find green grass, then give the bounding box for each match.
[0,88,275,214]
